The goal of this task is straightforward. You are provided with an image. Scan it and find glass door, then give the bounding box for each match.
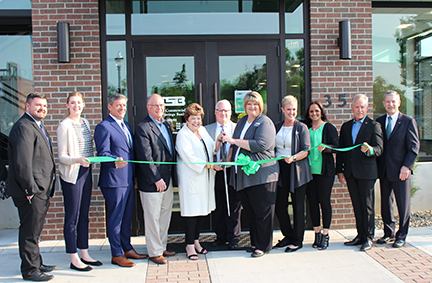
[132,40,280,233]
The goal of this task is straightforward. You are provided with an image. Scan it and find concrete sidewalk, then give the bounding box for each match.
[1,227,432,283]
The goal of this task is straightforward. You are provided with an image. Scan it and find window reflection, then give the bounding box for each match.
[132,0,280,35]
[372,8,432,156]
[285,39,305,118]
[285,1,303,33]
[0,35,33,160]
[106,0,126,35]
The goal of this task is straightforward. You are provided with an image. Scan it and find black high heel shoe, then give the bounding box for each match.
[312,232,322,248]
[319,234,330,250]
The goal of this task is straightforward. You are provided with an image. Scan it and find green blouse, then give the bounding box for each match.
[308,122,326,175]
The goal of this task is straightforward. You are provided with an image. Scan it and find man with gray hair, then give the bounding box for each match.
[95,93,148,267]
[376,90,419,248]
[205,100,241,249]
[336,94,383,251]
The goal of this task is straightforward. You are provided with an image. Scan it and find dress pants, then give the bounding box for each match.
[306,174,334,229]
[12,196,50,277]
[380,174,411,241]
[238,181,277,253]
[211,170,242,244]
[346,176,376,242]
[139,180,173,257]
[101,184,134,257]
[184,216,205,244]
[61,166,92,254]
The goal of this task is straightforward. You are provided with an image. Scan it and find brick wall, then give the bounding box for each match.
[310,0,373,229]
[31,0,105,240]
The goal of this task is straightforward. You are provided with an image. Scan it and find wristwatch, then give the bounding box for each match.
[293,155,297,162]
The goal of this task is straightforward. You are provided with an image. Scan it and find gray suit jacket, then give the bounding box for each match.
[229,114,279,191]
[7,113,56,199]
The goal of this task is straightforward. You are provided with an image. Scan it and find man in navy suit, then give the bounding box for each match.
[8,93,57,281]
[94,93,147,267]
[336,93,383,251]
[135,94,177,265]
[376,90,420,248]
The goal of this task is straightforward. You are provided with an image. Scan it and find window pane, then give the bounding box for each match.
[285,1,303,34]
[372,8,432,156]
[0,0,30,9]
[132,0,279,35]
[106,0,126,35]
[0,35,34,160]
[285,39,305,118]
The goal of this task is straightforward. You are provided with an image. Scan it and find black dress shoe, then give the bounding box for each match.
[360,239,373,251]
[39,264,57,273]
[344,237,363,246]
[393,239,406,248]
[23,271,54,281]
[212,239,227,247]
[228,242,239,250]
[81,258,103,266]
[376,236,395,244]
[70,263,92,272]
[274,237,291,249]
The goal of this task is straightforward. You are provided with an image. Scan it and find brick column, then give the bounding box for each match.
[31,0,105,240]
[310,0,373,229]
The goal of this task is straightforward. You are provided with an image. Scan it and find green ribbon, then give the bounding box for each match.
[87,142,374,176]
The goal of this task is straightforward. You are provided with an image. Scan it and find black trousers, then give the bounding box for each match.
[238,181,277,253]
[61,166,92,253]
[380,174,411,241]
[12,195,50,277]
[306,174,335,229]
[211,170,242,244]
[346,176,376,242]
[184,216,205,244]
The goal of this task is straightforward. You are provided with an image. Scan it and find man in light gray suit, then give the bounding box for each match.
[205,100,241,249]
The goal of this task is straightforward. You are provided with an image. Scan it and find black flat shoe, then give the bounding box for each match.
[251,250,267,257]
[344,237,363,246]
[81,258,103,266]
[360,239,373,251]
[228,242,239,250]
[274,237,291,249]
[70,263,92,272]
[285,245,302,253]
[376,236,395,244]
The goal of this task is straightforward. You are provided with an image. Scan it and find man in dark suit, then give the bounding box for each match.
[336,93,383,251]
[94,93,147,268]
[8,93,56,281]
[376,90,420,248]
[205,99,241,250]
[135,94,177,265]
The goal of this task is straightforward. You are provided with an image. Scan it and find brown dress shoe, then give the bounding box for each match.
[124,249,148,259]
[149,255,167,264]
[163,250,176,257]
[111,255,135,267]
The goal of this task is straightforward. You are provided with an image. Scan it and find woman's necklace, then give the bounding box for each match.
[282,126,292,149]
[311,121,324,131]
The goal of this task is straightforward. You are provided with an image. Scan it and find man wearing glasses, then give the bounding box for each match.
[135,94,177,264]
[205,100,242,249]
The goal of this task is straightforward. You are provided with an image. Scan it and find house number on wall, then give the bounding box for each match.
[323,94,347,108]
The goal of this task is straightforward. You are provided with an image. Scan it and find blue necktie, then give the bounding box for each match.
[40,124,51,148]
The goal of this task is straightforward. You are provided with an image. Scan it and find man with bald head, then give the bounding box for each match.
[205,99,241,249]
[135,94,177,264]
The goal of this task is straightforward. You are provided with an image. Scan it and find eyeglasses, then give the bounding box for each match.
[216,109,231,113]
[148,104,164,108]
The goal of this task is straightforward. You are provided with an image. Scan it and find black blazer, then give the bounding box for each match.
[275,119,312,192]
[135,115,177,192]
[376,113,419,182]
[7,113,56,199]
[336,116,383,180]
[315,122,339,177]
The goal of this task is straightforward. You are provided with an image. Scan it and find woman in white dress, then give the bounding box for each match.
[176,103,222,260]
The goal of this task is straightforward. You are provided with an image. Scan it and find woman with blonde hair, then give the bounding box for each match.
[222,91,279,258]
[57,92,101,271]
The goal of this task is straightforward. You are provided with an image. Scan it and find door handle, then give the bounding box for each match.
[214,82,218,106]
[199,83,203,106]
